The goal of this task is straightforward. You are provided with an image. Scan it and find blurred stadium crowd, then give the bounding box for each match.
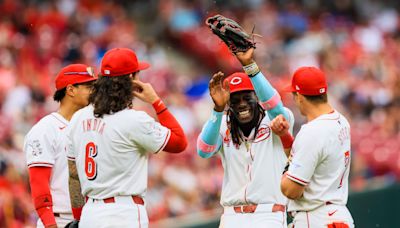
[0,0,399,227]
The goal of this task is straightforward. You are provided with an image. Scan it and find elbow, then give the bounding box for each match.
[283,190,301,200]
[281,177,303,200]
[163,133,187,153]
[281,184,302,200]
[197,149,213,159]
[176,137,188,153]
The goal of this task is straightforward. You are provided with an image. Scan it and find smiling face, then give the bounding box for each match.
[229,90,258,124]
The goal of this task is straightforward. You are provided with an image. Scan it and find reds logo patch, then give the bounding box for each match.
[254,124,271,143]
[28,140,43,156]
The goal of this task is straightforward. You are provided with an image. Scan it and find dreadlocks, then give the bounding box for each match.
[227,103,266,146]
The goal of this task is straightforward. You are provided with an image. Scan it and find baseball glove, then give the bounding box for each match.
[206,14,256,53]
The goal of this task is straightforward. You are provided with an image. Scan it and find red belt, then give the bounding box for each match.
[292,201,334,215]
[86,196,144,205]
[233,204,285,213]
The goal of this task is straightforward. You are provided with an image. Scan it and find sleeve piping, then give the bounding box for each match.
[27,162,54,168]
[155,129,171,153]
[286,173,309,186]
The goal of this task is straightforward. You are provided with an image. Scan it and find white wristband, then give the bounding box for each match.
[243,62,260,77]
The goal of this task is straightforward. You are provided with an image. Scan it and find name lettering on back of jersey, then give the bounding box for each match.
[82,118,105,134]
[28,140,43,156]
[338,151,350,189]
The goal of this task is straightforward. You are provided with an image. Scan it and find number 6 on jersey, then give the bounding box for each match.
[85,142,98,180]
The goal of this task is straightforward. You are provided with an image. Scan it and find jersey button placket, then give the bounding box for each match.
[243,139,253,204]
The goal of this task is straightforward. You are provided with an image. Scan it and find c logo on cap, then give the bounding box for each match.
[319,88,326,93]
[230,77,242,85]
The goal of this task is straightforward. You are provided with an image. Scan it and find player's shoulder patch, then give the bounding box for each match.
[26,139,43,157]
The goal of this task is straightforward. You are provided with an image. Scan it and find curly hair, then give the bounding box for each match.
[227,103,265,146]
[53,88,66,102]
[89,74,133,118]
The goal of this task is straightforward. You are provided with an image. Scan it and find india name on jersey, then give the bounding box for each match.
[66,105,170,200]
[218,109,294,206]
[24,112,72,213]
[287,110,351,212]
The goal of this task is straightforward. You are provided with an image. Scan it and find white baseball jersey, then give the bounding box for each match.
[66,105,170,199]
[287,110,351,212]
[218,109,294,206]
[24,112,71,213]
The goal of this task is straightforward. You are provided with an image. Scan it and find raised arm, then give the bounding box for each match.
[235,48,288,120]
[197,72,230,158]
[133,80,187,153]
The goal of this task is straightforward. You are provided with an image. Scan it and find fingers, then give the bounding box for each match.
[132,90,143,99]
[213,71,225,83]
[209,71,225,89]
[132,80,144,86]
[270,114,289,134]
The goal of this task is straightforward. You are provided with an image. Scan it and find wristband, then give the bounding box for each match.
[280,133,294,149]
[243,62,260,77]
[72,207,82,220]
[152,99,167,114]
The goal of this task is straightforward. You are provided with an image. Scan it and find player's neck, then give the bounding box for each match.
[305,103,334,122]
[58,101,82,121]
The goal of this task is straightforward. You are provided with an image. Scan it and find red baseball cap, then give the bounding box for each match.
[224,72,254,93]
[55,64,97,90]
[283,66,327,95]
[101,48,150,77]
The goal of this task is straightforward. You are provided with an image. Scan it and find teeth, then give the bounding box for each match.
[239,110,249,115]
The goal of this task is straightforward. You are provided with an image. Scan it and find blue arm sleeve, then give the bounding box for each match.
[197,110,223,159]
[250,72,288,119]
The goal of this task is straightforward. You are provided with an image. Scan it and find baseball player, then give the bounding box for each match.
[276,67,354,228]
[66,48,187,228]
[196,48,295,228]
[24,64,97,228]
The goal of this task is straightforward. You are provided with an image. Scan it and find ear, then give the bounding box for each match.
[65,84,76,97]
[297,93,305,103]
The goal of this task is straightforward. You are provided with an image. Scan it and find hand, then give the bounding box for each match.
[132,80,160,104]
[64,220,79,228]
[235,48,255,66]
[209,72,230,112]
[270,114,290,136]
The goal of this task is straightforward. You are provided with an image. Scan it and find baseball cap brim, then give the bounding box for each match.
[282,84,296,93]
[138,61,150,71]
